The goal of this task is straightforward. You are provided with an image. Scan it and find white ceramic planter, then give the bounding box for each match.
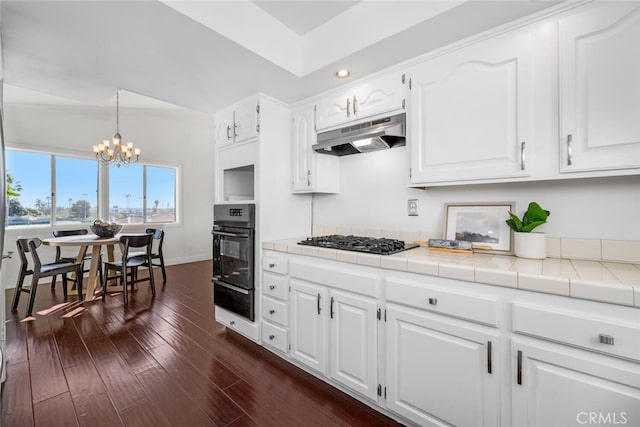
[513,232,547,259]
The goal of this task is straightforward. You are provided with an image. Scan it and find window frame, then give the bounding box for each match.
[6,146,181,229]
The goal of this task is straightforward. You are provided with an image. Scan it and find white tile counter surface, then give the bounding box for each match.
[263,239,640,308]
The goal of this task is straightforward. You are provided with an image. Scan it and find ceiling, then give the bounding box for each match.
[0,0,560,113]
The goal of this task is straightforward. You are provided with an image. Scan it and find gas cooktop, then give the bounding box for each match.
[298,235,418,255]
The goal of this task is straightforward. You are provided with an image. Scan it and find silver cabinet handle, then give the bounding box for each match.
[307,169,311,187]
[487,341,492,374]
[269,285,276,290]
[233,122,239,138]
[520,141,526,171]
[269,334,275,340]
[567,134,573,166]
[317,293,321,315]
[269,309,275,315]
[226,125,231,140]
[268,263,276,268]
[330,297,335,319]
[353,96,358,115]
[599,334,614,345]
[256,124,260,133]
[346,98,351,118]
[428,298,438,305]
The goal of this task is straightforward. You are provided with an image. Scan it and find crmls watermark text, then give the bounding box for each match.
[577,412,628,425]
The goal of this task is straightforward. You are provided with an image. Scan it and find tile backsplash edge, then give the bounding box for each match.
[311,224,640,264]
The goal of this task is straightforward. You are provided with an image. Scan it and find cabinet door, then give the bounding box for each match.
[386,305,499,427]
[291,106,314,192]
[352,71,407,121]
[290,279,327,374]
[215,110,235,148]
[328,290,378,401]
[315,92,351,131]
[410,25,533,184]
[234,98,259,144]
[559,3,640,173]
[512,340,640,427]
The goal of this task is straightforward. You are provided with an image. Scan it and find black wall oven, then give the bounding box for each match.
[212,203,255,321]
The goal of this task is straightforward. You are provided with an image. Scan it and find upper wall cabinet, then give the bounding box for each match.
[409,25,534,185]
[559,3,640,173]
[315,71,408,132]
[215,95,260,148]
[291,103,339,194]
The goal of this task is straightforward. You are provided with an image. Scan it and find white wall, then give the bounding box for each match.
[1,102,215,289]
[313,146,640,241]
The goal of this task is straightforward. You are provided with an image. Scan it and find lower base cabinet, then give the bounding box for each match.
[512,340,640,427]
[385,304,500,427]
[289,279,380,402]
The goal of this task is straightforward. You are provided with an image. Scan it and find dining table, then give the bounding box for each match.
[42,233,122,300]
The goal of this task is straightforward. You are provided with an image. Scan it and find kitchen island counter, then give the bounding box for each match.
[263,239,640,308]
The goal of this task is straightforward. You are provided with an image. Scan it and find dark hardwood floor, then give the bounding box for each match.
[1,261,402,427]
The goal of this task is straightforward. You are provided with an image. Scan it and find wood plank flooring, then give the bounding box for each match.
[1,261,402,426]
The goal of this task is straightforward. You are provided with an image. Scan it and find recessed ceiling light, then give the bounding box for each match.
[335,69,351,78]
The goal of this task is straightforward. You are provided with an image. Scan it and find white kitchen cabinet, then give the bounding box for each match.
[262,253,290,354]
[409,23,534,185]
[559,2,640,173]
[215,95,259,148]
[512,339,640,427]
[328,289,378,401]
[291,103,339,193]
[290,279,328,374]
[385,304,500,427]
[315,71,407,131]
[289,277,380,401]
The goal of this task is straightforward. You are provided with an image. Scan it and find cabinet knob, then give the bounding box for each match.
[269,334,275,340]
[269,263,276,268]
[428,298,438,305]
[230,320,235,326]
[269,309,276,315]
[599,334,614,345]
[269,285,276,290]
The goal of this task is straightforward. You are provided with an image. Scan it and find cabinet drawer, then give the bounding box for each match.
[513,304,640,361]
[386,278,498,326]
[262,322,288,353]
[263,254,288,275]
[215,306,259,341]
[263,297,288,327]
[263,272,288,301]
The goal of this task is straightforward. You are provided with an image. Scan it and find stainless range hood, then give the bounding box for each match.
[313,113,406,156]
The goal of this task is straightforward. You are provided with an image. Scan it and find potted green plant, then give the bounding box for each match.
[506,202,550,259]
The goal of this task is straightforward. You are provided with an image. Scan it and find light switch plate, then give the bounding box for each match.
[408,199,418,216]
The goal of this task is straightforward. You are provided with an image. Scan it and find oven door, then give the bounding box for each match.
[213,280,255,321]
[212,225,254,290]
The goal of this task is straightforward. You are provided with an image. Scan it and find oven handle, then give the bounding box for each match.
[214,280,251,294]
[212,230,251,238]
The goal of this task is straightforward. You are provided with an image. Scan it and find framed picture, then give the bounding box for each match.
[444,202,515,255]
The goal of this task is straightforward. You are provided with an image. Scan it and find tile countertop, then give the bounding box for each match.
[263,239,640,308]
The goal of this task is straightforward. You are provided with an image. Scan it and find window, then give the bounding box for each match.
[56,156,98,225]
[146,166,176,223]
[109,164,143,224]
[6,148,178,227]
[6,151,52,226]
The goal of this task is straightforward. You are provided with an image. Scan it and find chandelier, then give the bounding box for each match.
[93,90,141,167]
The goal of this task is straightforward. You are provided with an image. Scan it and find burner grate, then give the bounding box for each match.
[298,235,417,255]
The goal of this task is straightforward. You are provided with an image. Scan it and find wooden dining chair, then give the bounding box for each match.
[130,228,167,283]
[51,228,103,291]
[12,237,84,317]
[102,234,155,304]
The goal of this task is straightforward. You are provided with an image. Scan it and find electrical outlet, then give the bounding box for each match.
[408,199,418,216]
